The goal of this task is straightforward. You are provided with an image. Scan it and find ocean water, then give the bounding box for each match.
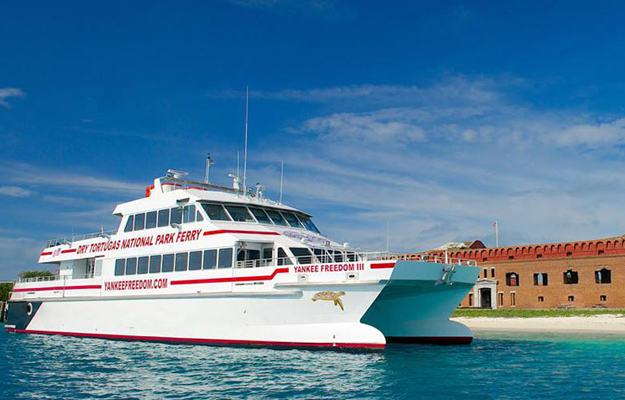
[2,327,625,400]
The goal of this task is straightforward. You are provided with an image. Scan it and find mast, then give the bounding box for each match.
[243,86,249,194]
[279,161,284,204]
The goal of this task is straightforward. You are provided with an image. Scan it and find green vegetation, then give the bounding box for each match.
[452,308,625,318]
[0,282,13,302]
[18,270,55,279]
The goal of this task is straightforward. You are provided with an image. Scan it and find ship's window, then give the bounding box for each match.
[282,212,303,228]
[157,209,170,227]
[313,248,332,263]
[134,213,145,231]
[297,214,321,234]
[125,257,137,275]
[138,256,149,274]
[346,252,356,262]
[225,205,254,222]
[263,248,273,261]
[218,248,233,269]
[290,247,313,264]
[333,250,344,263]
[277,248,292,265]
[564,269,579,284]
[196,210,204,221]
[170,207,182,225]
[162,254,174,273]
[201,204,231,221]
[265,209,288,226]
[595,268,611,284]
[149,255,162,273]
[203,249,217,269]
[145,211,157,230]
[189,251,202,270]
[183,205,196,223]
[175,252,188,272]
[115,259,125,276]
[124,216,134,232]
[248,206,272,224]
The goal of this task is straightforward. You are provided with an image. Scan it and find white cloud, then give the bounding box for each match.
[0,88,25,107]
[545,118,625,147]
[0,185,35,197]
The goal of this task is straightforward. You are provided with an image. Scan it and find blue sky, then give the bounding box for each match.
[2,0,625,278]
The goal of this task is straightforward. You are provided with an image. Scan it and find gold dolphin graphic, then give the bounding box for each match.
[312,291,346,311]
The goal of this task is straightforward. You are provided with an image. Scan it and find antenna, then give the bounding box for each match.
[243,86,249,195]
[236,151,240,193]
[204,153,216,183]
[385,220,390,252]
[279,161,284,204]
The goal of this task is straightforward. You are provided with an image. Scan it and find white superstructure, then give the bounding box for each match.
[6,171,480,349]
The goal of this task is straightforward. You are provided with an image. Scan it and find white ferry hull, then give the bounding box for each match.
[7,261,478,349]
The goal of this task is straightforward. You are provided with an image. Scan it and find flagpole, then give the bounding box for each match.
[494,221,499,248]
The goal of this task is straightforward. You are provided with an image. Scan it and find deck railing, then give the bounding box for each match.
[44,230,118,248]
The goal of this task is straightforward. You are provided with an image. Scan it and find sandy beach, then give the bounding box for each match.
[452,315,625,333]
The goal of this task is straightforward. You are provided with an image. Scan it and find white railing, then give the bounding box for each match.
[45,229,117,248]
[17,273,97,284]
[234,251,478,269]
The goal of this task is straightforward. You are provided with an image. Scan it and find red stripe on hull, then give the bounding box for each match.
[40,251,53,256]
[13,285,102,293]
[61,249,77,254]
[171,267,289,286]
[371,262,396,269]
[203,230,280,237]
[386,336,473,345]
[8,329,385,349]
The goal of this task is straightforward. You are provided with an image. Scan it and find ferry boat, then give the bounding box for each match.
[6,170,480,349]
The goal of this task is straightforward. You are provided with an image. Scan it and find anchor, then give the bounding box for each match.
[436,265,456,286]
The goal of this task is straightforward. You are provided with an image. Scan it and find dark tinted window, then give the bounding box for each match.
[125,257,137,275]
[175,252,188,272]
[297,214,320,234]
[225,205,254,222]
[203,249,217,269]
[201,204,231,221]
[196,210,204,221]
[134,213,145,231]
[115,259,125,276]
[170,207,182,224]
[183,205,196,223]
[282,212,303,228]
[145,211,157,229]
[149,255,162,273]
[162,254,174,272]
[290,247,313,264]
[278,248,292,265]
[218,248,233,269]
[124,216,134,232]
[157,209,170,227]
[249,207,272,224]
[266,209,288,226]
[138,256,149,274]
[189,251,202,270]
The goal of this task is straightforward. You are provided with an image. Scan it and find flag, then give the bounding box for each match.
[492,221,498,227]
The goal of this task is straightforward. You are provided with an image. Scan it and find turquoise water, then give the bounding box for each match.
[2,327,625,399]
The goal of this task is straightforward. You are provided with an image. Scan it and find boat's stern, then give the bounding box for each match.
[361,259,480,344]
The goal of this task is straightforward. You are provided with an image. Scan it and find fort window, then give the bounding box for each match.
[508,256,514,260]
[563,269,579,284]
[498,292,504,307]
[505,272,519,286]
[510,292,516,307]
[468,293,474,307]
[566,252,572,257]
[491,268,495,278]
[595,268,611,284]
[483,269,487,279]
[538,296,544,302]
[600,295,607,302]
[536,254,542,259]
[598,250,605,255]
[568,295,575,302]
[533,273,549,286]
[482,258,488,262]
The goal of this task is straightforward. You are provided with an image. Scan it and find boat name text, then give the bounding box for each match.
[293,263,365,273]
[75,229,203,254]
